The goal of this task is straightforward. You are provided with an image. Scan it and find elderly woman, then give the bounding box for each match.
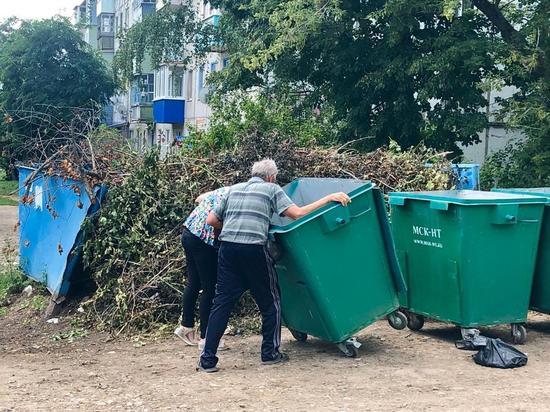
[174,186,229,350]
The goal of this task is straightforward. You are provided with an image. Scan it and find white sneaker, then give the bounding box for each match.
[174,326,198,346]
[198,338,228,351]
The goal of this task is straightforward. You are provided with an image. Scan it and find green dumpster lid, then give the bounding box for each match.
[388,190,548,205]
[492,188,550,202]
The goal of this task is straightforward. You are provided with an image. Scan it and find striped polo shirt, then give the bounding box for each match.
[213,177,294,245]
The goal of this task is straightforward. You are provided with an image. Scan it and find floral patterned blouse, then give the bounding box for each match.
[184,187,230,246]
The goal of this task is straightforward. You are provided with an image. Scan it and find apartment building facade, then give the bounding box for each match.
[74,0,225,155]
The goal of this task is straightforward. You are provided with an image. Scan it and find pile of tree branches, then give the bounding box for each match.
[10,106,135,207]
[82,131,452,334]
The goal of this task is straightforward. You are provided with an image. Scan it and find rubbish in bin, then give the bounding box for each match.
[473,338,528,369]
[269,178,407,357]
[389,190,546,344]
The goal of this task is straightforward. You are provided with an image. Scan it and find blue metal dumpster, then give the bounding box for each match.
[18,166,105,298]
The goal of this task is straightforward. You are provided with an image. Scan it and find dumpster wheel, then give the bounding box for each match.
[406,313,425,331]
[387,310,407,330]
[337,338,361,358]
[511,324,527,345]
[288,328,308,342]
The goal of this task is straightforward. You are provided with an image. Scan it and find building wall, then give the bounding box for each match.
[458,85,522,165]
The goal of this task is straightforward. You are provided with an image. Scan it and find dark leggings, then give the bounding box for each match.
[180,228,218,339]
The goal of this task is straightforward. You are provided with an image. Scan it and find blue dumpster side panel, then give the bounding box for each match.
[18,166,101,297]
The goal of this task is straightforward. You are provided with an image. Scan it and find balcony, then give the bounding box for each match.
[156,0,185,11]
[98,36,115,51]
[130,105,153,122]
[203,14,223,51]
[96,0,115,14]
[153,99,185,124]
[204,14,220,27]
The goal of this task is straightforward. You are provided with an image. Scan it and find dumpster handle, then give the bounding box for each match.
[350,207,371,220]
[335,208,372,226]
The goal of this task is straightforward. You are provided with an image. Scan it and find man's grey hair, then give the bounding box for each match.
[251,158,278,180]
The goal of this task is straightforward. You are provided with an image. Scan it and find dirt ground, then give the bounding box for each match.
[2,204,550,411]
[1,305,550,412]
[0,206,18,249]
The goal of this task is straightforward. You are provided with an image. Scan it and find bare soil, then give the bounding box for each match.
[0,206,18,249]
[2,205,550,411]
[1,298,550,411]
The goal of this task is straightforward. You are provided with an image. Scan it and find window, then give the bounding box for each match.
[101,15,114,33]
[222,57,229,68]
[170,67,185,97]
[155,66,168,99]
[132,74,154,105]
[210,61,218,73]
[197,66,205,91]
[186,70,194,100]
[99,36,114,50]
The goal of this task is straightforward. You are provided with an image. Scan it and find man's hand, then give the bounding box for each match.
[283,191,352,220]
[327,192,351,206]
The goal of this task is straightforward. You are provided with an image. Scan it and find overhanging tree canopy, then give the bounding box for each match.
[0,18,116,172]
[209,0,546,154]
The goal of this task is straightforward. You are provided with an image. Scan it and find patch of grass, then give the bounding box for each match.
[0,197,18,206]
[0,263,29,302]
[0,179,18,206]
[0,180,18,197]
[19,295,47,311]
[30,295,47,311]
[1,244,47,304]
[0,307,7,317]
[52,328,88,343]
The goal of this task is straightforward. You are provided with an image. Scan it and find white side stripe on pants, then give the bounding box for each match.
[264,247,281,352]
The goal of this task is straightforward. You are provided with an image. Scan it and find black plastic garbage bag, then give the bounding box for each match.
[473,338,528,369]
[456,328,488,350]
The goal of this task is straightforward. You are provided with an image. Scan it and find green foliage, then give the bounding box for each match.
[0,18,116,172]
[113,2,215,84]
[19,294,48,311]
[0,254,29,302]
[480,0,549,190]
[52,327,89,343]
[480,111,549,189]
[0,198,17,206]
[0,18,115,109]
[0,179,18,205]
[209,0,499,153]
[0,179,17,196]
[0,268,28,302]
[82,149,192,331]
[187,92,338,153]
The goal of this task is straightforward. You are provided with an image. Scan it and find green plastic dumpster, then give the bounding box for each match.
[492,188,550,314]
[388,190,546,344]
[269,178,407,357]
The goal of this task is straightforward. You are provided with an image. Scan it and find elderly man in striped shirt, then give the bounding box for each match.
[198,159,351,372]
